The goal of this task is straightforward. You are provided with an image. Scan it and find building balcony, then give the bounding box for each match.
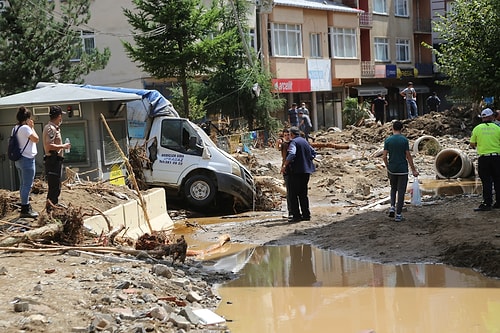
[359,12,372,27]
[414,18,432,33]
[361,61,375,77]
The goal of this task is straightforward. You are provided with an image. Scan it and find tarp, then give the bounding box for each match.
[0,82,141,109]
[80,84,179,118]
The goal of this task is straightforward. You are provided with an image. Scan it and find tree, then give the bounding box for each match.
[431,0,500,103]
[0,0,110,95]
[123,0,229,119]
[195,0,285,132]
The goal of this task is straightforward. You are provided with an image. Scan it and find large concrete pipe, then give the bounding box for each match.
[413,135,441,155]
[434,148,475,179]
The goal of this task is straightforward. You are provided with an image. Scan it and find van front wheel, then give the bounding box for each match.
[185,175,216,208]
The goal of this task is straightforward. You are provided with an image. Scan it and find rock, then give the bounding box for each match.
[13,301,29,312]
[152,264,172,278]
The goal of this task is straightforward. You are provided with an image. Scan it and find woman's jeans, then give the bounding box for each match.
[14,156,36,205]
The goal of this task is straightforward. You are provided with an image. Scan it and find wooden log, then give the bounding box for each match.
[0,223,62,247]
[187,234,231,257]
[310,142,350,149]
[254,176,286,195]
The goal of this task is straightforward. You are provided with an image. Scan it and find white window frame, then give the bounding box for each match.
[329,27,357,59]
[249,28,257,52]
[395,0,409,17]
[396,38,410,62]
[310,33,321,58]
[374,37,389,62]
[373,0,387,14]
[270,23,302,57]
[71,30,96,62]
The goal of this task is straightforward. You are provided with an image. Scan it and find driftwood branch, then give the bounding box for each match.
[310,142,349,149]
[0,223,62,247]
[100,114,152,234]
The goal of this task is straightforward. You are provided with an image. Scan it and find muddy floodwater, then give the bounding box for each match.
[212,245,500,333]
[177,178,499,332]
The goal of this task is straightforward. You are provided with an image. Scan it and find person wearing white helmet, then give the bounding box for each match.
[470,108,500,211]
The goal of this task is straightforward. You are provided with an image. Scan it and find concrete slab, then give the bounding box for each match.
[84,187,173,239]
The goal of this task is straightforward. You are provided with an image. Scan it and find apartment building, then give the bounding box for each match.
[78,0,435,128]
[353,0,434,120]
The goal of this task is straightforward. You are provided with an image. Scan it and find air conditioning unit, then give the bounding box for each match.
[33,106,50,115]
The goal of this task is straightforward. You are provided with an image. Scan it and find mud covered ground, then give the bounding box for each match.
[202,108,500,279]
[0,108,499,332]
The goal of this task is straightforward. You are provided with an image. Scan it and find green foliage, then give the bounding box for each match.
[124,0,284,131]
[0,0,110,95]
[193,0,285,132]
[431,0,500,104]
[170,81,207,121]
[123,0,230,118]
[342,98,371,128]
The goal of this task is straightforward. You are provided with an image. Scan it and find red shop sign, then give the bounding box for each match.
[272,78,311,93]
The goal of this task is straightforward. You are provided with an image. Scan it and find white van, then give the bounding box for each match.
[84,85,255,211]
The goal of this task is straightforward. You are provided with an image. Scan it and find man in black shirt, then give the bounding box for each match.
[426,92,441,114]
[371,94,388,124]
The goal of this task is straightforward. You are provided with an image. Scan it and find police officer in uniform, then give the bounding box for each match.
[43,106,71,212]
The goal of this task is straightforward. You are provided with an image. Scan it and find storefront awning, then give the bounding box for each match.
[353,85,388,97]
[397,84,430,94]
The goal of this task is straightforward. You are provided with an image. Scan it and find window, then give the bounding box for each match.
[396,39,410,62]
[60,121,88,164]
[71,30,96,61]
[395,0,409,17]
[270,23,302,57]
[101,119,127,165]
[249,28,257,52]
[160,119,202,156]
[374,37,389,61]
[329,27,357,59]
[310,33,321,58]
[373,0,387,14]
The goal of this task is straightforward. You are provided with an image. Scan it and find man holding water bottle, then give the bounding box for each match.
[42,106,71,212]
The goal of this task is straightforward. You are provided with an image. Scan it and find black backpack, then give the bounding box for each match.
[8,126,29,161]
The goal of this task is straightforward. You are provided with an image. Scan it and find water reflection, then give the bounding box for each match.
[420,178,482,197]
[215,245,500,333]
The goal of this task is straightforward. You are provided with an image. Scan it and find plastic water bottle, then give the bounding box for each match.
[64,138,71,153]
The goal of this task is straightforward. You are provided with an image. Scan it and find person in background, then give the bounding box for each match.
[14,106,39,218]
[298,110,313,142]
[299,102,309,115]
[494,110,500,126]
[371,94,388,124]
[426,92,441,114]
[277,128,292,220]
[400,82,418,119]
[469,108,500,211]
[287,103,299,127]
[281,127,316,223]
[382,121,419,222]
[43,106,71,212]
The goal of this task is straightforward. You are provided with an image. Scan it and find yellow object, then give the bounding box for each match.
[110,164,126,186]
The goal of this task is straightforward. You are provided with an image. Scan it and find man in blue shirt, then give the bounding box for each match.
[287,103,299,127]
[281,127,316,222]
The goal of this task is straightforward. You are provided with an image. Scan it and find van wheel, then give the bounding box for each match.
[185,175,216,208]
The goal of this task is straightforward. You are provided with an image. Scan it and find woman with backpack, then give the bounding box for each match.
[13,106,39,218]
